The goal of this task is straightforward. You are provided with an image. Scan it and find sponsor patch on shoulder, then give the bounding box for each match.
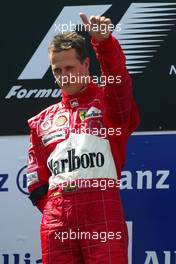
[27,171,39,187]
[40,117,52,131]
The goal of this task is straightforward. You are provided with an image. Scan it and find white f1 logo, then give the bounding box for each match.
[18,3,176,79]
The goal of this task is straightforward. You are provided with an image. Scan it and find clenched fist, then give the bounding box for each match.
[80,13,113,42]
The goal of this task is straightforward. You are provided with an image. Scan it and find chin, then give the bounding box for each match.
[62,84,82,95]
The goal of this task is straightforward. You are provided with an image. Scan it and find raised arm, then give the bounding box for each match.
[91,33,132,125]
[80,13,140,131]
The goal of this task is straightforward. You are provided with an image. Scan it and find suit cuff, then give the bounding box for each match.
[28,184,49,206]
[36,195,48,213]
[91,33,115,53]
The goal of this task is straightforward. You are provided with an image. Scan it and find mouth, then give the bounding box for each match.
[63,82,71,86]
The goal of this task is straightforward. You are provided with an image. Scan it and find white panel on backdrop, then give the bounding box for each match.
[0,136,42,263]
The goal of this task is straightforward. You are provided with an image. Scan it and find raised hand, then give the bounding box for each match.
[79,13,112,42]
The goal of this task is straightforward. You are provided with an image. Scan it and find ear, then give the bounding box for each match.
[84,57,90,71]
[48,51,52,63]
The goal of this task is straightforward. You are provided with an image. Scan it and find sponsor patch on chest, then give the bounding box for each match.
[42,130,66,146]
[85,106,102,119]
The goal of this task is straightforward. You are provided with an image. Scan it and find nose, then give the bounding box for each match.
[60,69,70,85]
[62,68,70,77]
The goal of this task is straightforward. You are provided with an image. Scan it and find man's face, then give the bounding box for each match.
[49,48,90,95]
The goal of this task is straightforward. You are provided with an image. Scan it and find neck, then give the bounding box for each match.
[62,82,89,98]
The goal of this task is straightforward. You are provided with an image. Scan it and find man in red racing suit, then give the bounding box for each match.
[27,13,140,264]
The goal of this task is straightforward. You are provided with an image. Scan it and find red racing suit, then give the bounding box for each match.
[27,34,140,264]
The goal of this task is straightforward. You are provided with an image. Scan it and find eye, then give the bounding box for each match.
[53,68,62,74]
[66,66,74,70]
